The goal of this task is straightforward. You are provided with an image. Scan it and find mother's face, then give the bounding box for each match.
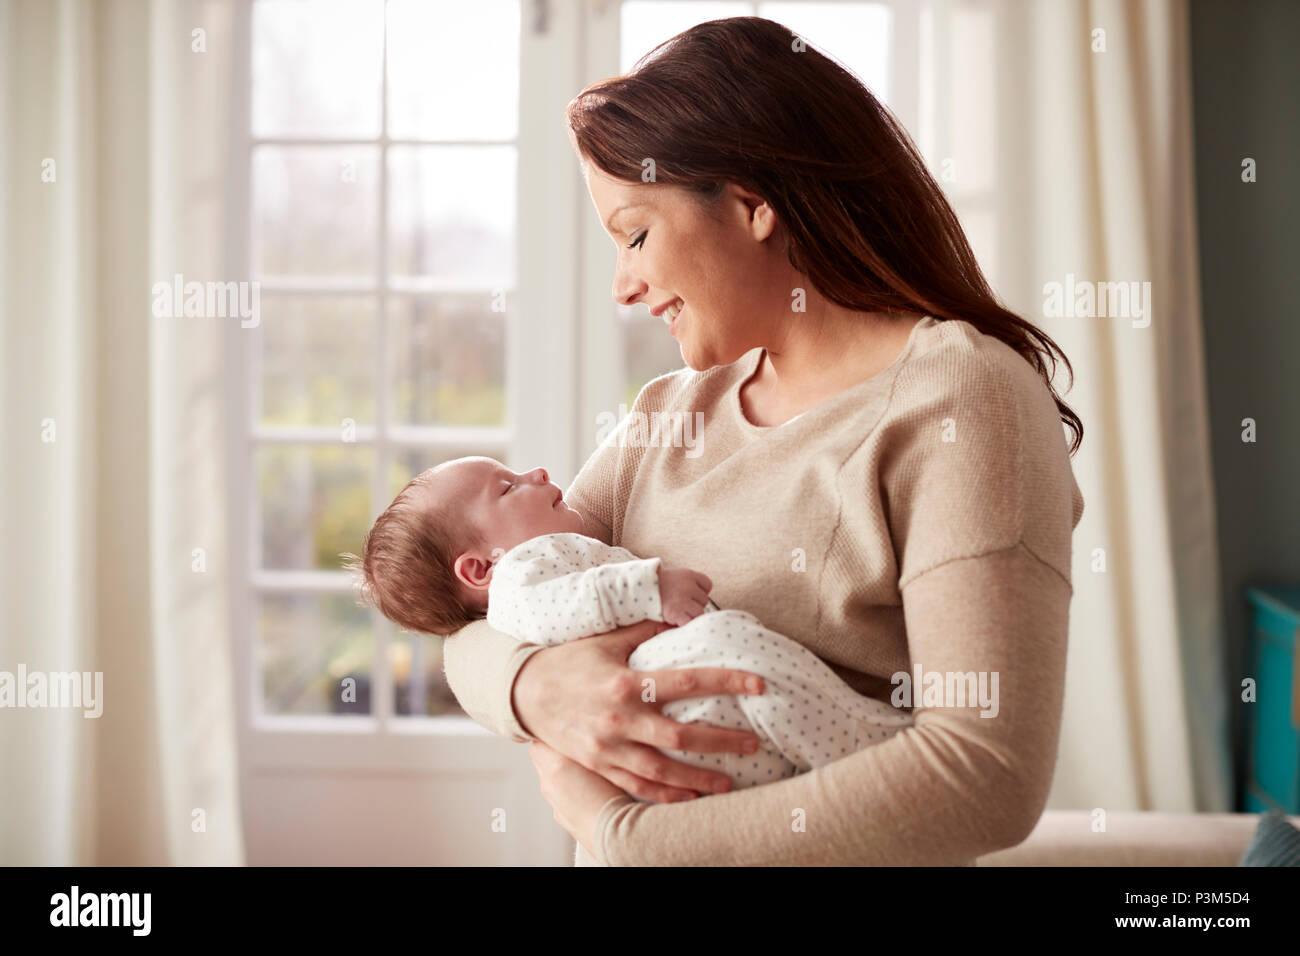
[585,164,790,371]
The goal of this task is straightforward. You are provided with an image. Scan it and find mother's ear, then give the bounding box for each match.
[724,181,778,242]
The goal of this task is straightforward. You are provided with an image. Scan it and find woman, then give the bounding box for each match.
[444,16,1084,866]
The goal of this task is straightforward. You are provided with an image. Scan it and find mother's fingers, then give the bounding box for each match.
[641,665,765,704]
[604,738,738,799]
[600,764,700,804]
[631,711,758,759]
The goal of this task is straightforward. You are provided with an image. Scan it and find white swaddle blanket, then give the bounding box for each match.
[488,532,915,793]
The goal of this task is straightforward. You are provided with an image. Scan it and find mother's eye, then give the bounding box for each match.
[627,231,647,250]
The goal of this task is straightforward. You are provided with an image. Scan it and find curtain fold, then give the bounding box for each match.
[0,0,244,865]
[939,0,1230,812]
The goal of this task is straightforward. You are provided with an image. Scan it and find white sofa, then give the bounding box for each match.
[976,810,1300,866]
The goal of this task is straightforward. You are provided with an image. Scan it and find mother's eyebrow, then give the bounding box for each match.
[605,202,647,232]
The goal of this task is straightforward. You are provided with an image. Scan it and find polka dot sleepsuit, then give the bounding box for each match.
[486,532,915,796]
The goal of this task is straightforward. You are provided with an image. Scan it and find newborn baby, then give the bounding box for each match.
[347,455,914,796]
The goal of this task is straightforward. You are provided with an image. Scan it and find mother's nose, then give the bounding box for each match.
[611,257,647,307]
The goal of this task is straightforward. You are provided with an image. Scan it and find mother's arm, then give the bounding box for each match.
[589,540,1070,865]
[441,618,548,743]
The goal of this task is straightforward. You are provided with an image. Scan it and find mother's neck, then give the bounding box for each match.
[757,305,924,404]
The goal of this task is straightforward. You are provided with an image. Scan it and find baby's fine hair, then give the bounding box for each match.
[342,468,486,636]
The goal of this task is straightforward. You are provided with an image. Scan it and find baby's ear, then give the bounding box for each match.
[453,548,492,589]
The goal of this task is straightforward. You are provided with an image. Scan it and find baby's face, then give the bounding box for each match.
[426,456,584,561]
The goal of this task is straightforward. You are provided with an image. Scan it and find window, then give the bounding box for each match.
[234,0,527,729]
[227,0,986,743]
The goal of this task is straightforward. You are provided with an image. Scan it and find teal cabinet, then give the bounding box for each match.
[1243,587,1300,813]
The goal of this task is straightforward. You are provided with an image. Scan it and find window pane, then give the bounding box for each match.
[252,146,379,279]
[758,2,892,103]
[620,2,752,72]
[260,593,373,716]
[252,0,383,137]
[258,445,374,571]
[388,146,516,285]
[259,295,377,426]
[386,0,520,140]
[392,632,466,717]
[388,448,439,499]
[389,295,507,427]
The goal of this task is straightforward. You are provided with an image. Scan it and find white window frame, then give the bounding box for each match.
[223,0,957,776]
[223,0,585,776]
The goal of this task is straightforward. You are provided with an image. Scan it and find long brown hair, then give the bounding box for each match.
[567,16,1082,455]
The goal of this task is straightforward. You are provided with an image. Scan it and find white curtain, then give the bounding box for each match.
[0,0,244,864]
[933,0,1229,813]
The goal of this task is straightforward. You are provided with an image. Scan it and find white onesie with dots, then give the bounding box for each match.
[487,532,915,794]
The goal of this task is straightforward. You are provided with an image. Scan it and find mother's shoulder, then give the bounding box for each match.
[891,316,1057,412]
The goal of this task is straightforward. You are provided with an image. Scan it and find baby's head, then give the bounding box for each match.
[343,456,584,635]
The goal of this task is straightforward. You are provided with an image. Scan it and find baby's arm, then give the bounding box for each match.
[486,534,666,646]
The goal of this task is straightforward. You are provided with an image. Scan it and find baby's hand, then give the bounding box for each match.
[658,567,713,626]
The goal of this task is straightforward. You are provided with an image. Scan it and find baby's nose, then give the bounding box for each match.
[529,467,548,483]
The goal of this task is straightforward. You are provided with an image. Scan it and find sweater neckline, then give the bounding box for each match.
[730,314,935,433]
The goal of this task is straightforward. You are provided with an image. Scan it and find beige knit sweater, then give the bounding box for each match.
[443,314,1085,866]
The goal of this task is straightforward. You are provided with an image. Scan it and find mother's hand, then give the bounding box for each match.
[512,619,766,802]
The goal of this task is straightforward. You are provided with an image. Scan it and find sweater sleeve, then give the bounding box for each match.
[441,618,546,743]
[593,541,1070,865]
